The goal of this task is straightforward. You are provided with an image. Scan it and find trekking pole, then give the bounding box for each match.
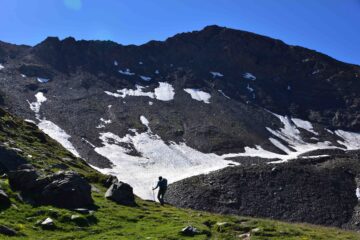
[152,188,156,202]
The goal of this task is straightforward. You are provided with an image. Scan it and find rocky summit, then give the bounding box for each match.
[0,25,360,233]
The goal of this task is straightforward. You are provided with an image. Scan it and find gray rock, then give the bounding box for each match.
[0,189,10,208]
[0,225,17,236]
[103,175,118,188]
[40,171,93,208]
[41,217,55,230]
[180,226,200,236]
[105,181,135,206]
[9,170,93,209]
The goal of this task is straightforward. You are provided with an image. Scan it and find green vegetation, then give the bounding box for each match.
[1,109,360,239]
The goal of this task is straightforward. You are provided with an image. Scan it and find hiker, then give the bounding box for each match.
[153,176,167,205]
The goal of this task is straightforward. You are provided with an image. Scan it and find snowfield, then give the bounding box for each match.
[222,112,360,163]
[184,89,211,103]
[0,64,4,70]
[93,116,237,199]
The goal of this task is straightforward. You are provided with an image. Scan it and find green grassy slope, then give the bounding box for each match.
[0,108,360,239]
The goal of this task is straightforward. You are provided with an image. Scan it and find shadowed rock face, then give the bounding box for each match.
[166,153,360,227]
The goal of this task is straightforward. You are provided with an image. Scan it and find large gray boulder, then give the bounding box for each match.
[105,181,135,206]
[8,169,93,209]
[39,171,93,208]
[0,145,27,173]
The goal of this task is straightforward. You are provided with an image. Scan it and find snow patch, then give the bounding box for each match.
[243,73,256,80]
[335,130,360,150]
[154,82,175,101]
[105,82,174,101]
[38,120,80,157]
[140,115,149,128]
[184,89,211,104]
[0,64,4,70]
[37,77,49,83]
[155,70,159,74]
[210,71,224,78]
[27,92,47,118]
[140,75,151,81]
[218,90,230,99]
[119,69,135,76]
[292,118,318,135]
[114,60,118,66]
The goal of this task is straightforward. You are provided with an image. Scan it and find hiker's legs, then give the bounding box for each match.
[158,189,165,205]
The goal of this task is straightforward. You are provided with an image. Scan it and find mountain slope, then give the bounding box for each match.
[1,107,359,239]
[0,25,359,200]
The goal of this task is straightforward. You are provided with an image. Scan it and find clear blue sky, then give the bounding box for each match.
[1,0,359,64]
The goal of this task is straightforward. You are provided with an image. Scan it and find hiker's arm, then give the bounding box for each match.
[153,182,159,190]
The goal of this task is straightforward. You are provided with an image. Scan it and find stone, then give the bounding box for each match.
[180,226,200,236]
[0,225,17,236]
[40,171,93,208]
[0,189,10,208]
[41,217,55,230]
[105,181,135,206]
[103,175,118,188]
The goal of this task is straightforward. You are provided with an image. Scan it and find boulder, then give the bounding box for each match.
[8,168,41,192]
[9,169,93,209]
[103,175,118,188]
[180,226,200,236]
[0,189,10,208]
[40,171,93,208]
[0,225,17,236]
[0,145,27,173]
[40,217,55,230]
[105,181,135,206]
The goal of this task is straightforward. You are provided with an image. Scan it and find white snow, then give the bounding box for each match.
[356,188,360,200]
[243,73,256,80]
[105,82,174,102]
[119,69,135,76]
[154,82,175,101]
[81,137,96,148]
[37,77,49,83]
[222,113,336,162]
[218,90,230,99]
[210,71,224,78]
[155,70,159,74]
[299,155,329,159]
[148,101,153,106]
[21,74,26,78]
[96,118,112,129]
[222,112,360,162]
[0,64,4,70]
[140,115,150,128]
[139,61,143,65]
[93,117,237,199]
[140,75,151,81]
[25,119,36,124]
[246,84,254,92]
[184,89,211,104]
[292,118,318,135]
[38,120,80,157]
[287,85,291,91]
[105,85,154,99]
[114,60,118,66]
[335,130,360,150]
[27,92,47,118]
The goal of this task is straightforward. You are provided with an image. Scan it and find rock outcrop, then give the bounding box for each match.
[105,181,135,206]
